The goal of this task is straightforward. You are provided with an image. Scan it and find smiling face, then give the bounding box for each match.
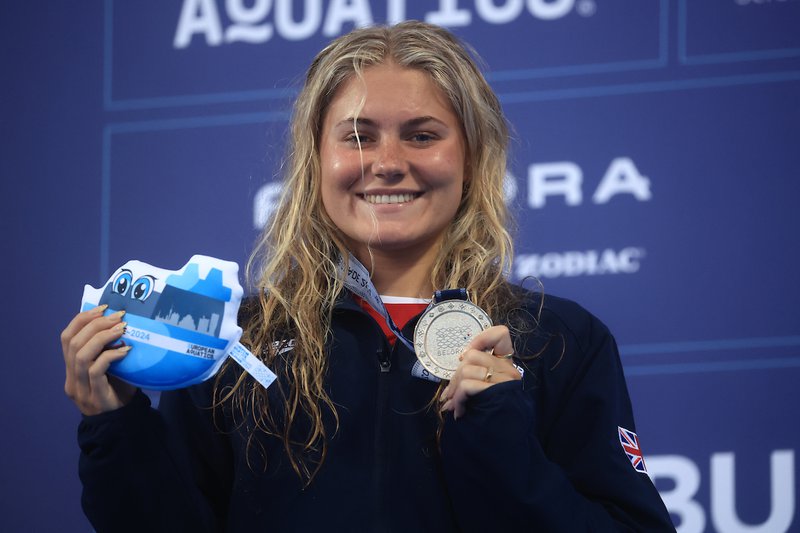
[319,62,467,266]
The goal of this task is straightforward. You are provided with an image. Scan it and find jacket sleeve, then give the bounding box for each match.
[78,382,232,533]
[439,304,674,532]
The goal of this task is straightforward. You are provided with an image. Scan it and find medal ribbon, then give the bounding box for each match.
[338,255,470,353]
[339,254,418,351]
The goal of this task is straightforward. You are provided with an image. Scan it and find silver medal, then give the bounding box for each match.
[413,299,492,380]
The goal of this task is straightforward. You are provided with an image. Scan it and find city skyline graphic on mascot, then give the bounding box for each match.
[81,255,244,390]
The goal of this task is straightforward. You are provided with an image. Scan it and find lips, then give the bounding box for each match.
[360,192,421,205]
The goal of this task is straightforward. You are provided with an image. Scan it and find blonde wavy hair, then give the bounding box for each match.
[218,20,516,483]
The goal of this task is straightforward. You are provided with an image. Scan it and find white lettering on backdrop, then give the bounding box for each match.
[648,450,795,533]
[174,0,588,48]
[528,157,652,208]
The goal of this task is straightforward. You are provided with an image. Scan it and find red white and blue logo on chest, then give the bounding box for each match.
[618,426,648,474]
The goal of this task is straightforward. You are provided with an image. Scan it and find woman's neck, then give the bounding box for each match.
[353,245,438,299]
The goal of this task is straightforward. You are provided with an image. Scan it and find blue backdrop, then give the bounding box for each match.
[3,1,799,531]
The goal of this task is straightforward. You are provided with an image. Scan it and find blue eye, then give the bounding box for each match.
[112,271,133,296]
[410,132,435,143]
[131,276,154,302]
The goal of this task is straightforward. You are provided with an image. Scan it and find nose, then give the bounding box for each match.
[371,138,408,180]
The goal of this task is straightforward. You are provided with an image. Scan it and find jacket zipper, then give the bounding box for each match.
[373,345,391,530]
[378,346,391,373]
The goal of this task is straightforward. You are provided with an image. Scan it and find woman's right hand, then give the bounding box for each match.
[62,305,137,416]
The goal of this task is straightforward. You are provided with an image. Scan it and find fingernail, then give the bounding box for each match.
[118,345,132,353]
[109,310,126,320]
[93,304,109,314]
[458,352,464,361]
[113,321,127,332]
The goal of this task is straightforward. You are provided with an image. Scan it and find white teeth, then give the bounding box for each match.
[364,193,416,204]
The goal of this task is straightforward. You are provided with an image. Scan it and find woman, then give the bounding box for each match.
[63,21,673,532]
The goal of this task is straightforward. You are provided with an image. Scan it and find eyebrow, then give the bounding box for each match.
[333,116,449,129]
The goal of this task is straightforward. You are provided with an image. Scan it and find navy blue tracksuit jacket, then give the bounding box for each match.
[78,290,674,531]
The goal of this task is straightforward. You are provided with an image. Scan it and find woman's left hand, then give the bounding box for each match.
[439,325,520,419]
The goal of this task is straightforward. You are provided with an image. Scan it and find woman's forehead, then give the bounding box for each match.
[324,63,456,125]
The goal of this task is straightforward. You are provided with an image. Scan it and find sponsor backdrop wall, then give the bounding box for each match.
[3,1,798,531]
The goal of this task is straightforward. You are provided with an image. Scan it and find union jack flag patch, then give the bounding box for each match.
[618,426,648,474]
